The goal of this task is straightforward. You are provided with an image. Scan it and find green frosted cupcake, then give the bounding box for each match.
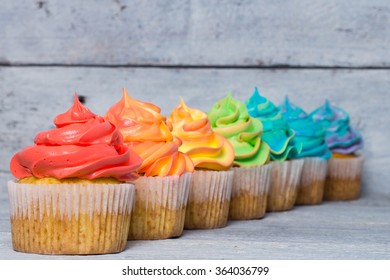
[208,93,271,220]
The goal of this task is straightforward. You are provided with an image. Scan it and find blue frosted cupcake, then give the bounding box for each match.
[246,88,303,211]
[279,97,331,205]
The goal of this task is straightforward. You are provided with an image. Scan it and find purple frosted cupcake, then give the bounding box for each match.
[310,100,364,200]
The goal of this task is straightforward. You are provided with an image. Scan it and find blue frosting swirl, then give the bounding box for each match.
[245,88,301,161]
[279,96,331,159]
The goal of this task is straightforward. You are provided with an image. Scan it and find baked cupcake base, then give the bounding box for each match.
[324,156,364,200]
[229,164,272,220]
[295,157,328,205]
[128,173,191,240]
[267,159,304,212]
[185,169,233,229]
[8,181,135,255]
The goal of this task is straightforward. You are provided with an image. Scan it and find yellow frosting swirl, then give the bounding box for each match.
[168,98,234,170]
[105,89,194,176]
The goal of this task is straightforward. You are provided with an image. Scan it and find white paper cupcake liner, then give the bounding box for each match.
[267,159,304,212]
[185,169,234,229]
[128,172,191,240]
[229,164,272,220]
[8,181,135,255]
[324,156,364,200]
[296,157,328,205]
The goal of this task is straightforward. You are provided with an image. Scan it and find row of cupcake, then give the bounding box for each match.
[8,87,363,255]
[205,88,363,212]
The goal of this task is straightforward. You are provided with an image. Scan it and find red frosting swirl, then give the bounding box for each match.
[10,94,142,181]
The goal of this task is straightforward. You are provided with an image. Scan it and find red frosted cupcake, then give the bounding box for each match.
[8,95,142,254]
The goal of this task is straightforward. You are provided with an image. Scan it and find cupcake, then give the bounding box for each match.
[168,98,234,229]
[8,95,142,255]
[208,93,271,220]
[310,100,364,200]
[279,97,331,205]
[105,89,194,240]
[245,88,303,211]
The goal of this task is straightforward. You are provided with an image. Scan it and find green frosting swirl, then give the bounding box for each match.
[208,93,270,167]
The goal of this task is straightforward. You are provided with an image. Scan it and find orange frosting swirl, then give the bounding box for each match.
[168,99,234,170]
[10,95,142,181]
[105,89,194,176]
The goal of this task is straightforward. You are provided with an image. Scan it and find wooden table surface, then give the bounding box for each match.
[1,0,390,260]
[1,184,389,260]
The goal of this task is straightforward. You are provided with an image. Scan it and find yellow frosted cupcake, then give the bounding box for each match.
[105,89,194,240]
[168,98,234,229]
[8,95,142,255]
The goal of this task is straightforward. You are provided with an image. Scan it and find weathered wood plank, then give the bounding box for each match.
[1,0,390,66]
[1,67,388,196]
[1,188,389,259]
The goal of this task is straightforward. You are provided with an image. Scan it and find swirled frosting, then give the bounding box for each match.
[245,87,301,161]
[167,98,234,170]
[105,89,194,176]
[10,94,142,181]
[279,97,331,159]
[207,93,270,167]
[309,100,363,154]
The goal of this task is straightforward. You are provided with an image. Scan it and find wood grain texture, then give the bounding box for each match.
[1,0,389,263]
[1,0,390,66]
[1,186,389,259]
[1,67,388,196]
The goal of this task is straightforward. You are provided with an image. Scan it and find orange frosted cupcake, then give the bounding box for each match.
[168,98,234,229]
[8,95,142,255]
[105,89,194,240]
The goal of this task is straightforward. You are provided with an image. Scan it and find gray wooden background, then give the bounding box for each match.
[0,0,389,259]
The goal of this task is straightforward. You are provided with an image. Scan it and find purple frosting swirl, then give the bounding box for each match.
[310,100,363,154]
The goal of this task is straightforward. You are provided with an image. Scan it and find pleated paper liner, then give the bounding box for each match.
[324,156,364,200]
[128,173,191,240]
[8,181,135,255]
[229,164,272,220]
[267,159,304,212]
[184,169,234,229]
[295,157,328,205]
